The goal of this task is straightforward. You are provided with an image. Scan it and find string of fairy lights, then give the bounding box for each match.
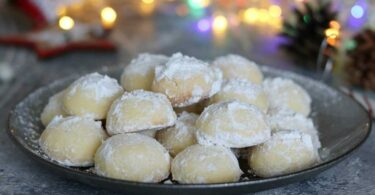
[54,0,373,45]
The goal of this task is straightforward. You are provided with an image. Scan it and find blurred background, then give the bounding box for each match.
[0,0,374,104]
[0,0,374,111]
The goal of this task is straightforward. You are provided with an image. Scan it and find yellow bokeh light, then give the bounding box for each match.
[327,37,337,46]
[329,20,341,29]
[243,8,258,24]
[325,28,339,38]
[258,9,269,22]
[101,7,117,29]
[213,15,228,32]
[142,0,154,4]
[58,16,74,31]
[269,5,282,18]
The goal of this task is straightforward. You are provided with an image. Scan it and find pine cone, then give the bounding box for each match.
[346,29,375,90]
[279,0,337,68]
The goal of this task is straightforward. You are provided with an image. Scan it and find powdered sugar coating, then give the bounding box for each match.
[106,90,177,134]
[39,115,106,167]
[171,144,242,184]
[196,101,271,148]
[155,53,209,81]
[263,77,311,116]
[63,73,123,119]
[267,108,321,148]
[40,90,67,126]
[209,79,269,112]
[121,53,168,91]
[95,133,171,182]
[249,130,319,177]
[212,54,263,84]
[152,53,222,107]
[156,112,199,156]
[66,73,123,101]
[124,53,168,76]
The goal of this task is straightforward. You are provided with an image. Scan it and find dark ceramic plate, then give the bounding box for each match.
[8,66,371,195]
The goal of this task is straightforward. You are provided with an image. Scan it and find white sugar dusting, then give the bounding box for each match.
[267,107,321,148]
[263,77,311,114]
[221,79,263,99]
[122,53,168,76]
[66,72,123,101]
[213,54,258,69]
[196,101,271,148]
[155,53,209,81]
[173,112,199,139]
[106,90,177,134]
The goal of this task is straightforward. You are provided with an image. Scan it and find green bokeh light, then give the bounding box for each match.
[303,15,311,23]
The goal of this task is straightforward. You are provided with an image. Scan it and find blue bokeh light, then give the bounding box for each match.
[351,5,365,19]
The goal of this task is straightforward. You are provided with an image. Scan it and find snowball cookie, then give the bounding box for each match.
[41,90,67,126]
[212,54,263,84]
[39,116,107,167]
[268,108,321,148]
[95,133,171,182]
[106,90,177,135]
[121,53,168,91]
[196,101,271,148]
[249,130,319,178]
[152,53,222,107]
[208,79,268,113]
[63,73,123,119]
[156,112,198,157]
[263,77,311,116]
[171,144,242,184]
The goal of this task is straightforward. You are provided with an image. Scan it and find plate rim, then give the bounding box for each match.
[6,66,373,189]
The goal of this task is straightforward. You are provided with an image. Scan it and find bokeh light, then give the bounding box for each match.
[101,7,117,28]
[269,5,282,18]
[188,0,211,9]
[329,20,341,29]
[142,0,154,4]
[59,16,75,31]
[213,15,228,33]
[243,8,258,24]
[325,28,340,38]
[351,5,364,19]
[197,18,211,32]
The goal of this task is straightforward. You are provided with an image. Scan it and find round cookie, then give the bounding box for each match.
[267,108,321,148]
[196,101,271,148]
[63,73,123,119]
[212,54,263,84]
[39,116,107,167]
[106,90,177,135]
[156,112,198,157]
[171,144,242,184]
[121,53,168,91]
[41,90,67,126]
[263,77,311,116]
[208,79,269,112]
[95,133,171,182]
[152,53,222,107]
[249,130,319,178]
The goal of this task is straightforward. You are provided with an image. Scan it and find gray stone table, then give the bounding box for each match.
[0,6,374,195]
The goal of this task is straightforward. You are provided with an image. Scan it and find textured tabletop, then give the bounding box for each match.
[0,6,374,195]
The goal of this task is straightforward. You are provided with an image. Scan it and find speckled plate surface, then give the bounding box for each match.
[7,66,371,195]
